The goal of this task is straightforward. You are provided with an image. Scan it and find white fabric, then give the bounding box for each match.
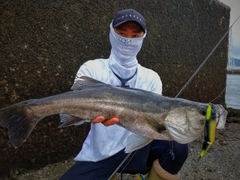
[108,22,146,79]
[73,59,162,162]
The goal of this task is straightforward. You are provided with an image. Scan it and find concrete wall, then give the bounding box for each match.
[0,0,230,178]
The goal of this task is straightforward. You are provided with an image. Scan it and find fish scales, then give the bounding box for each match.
[26,87,167,141]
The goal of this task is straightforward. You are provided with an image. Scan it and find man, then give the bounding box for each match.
[60,9,188,180]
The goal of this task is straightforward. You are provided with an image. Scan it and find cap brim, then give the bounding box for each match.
[113,20,145,32]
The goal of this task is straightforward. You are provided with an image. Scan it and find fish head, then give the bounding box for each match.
[163,105,207,144]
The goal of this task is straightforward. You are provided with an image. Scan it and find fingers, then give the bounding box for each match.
[102,117,120,126]
[92,116,105,123]
[92,116,120,126]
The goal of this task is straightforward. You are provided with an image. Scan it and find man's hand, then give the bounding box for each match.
[92,116,120,126]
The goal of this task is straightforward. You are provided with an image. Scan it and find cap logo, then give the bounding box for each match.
[120,14,142,21]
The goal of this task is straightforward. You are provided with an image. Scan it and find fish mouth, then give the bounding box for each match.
[165,125,198,144]
[214,104,228,129]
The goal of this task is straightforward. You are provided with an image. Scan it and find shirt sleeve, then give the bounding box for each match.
[74,60,96,82]
[150,72,163,95]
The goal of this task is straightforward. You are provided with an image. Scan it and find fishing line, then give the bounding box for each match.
[209,86,226,103]
[108,14,240,180]
[107,151,138,180]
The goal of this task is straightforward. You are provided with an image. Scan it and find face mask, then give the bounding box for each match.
[109,22,146,68]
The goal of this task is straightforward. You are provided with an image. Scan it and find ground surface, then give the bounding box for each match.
[3,120,240,180]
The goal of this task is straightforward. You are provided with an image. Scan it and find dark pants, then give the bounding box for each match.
[60,140,188,180]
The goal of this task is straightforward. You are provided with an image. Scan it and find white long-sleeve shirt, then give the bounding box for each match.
[73,58,162,162]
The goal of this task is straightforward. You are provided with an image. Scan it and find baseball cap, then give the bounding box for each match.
[112,9,146,32]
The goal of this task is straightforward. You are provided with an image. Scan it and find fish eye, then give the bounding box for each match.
[199,107,207,116]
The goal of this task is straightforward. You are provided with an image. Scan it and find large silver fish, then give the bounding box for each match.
[0,76,227,153]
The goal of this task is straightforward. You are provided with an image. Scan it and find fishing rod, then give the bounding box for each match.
[175,14,240,98]
[108,14,240,180]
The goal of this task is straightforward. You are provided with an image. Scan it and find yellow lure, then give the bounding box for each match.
[197,104,216,162]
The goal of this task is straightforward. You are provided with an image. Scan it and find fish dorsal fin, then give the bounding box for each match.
[71,76,107,90]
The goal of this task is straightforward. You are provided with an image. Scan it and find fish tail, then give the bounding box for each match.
[0,100,39,148]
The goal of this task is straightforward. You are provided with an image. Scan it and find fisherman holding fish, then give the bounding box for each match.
[60,9,188,180]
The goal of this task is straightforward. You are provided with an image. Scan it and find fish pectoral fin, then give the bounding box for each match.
[125,134,152,153]
[59,114,90,127]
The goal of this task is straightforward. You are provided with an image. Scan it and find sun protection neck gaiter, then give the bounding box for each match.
[108,22,146,79]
